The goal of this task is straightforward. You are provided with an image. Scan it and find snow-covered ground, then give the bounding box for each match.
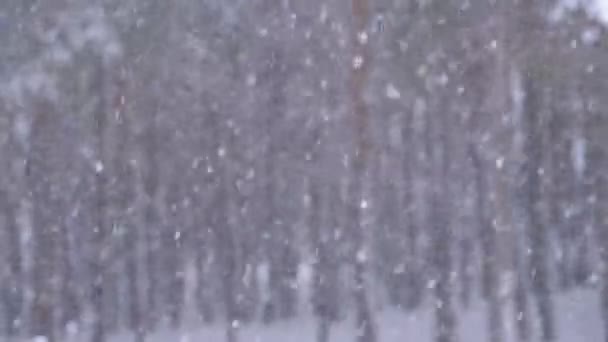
[81,289,601,342]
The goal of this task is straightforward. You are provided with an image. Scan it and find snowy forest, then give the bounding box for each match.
[0,0,608,342]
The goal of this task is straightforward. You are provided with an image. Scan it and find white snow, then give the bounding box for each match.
[581,27,601,45]
[84,289,602,342]
[356,249,368,263]
[495,157,505,170]
[554,0,608,24]
[352,55,364,69]
[572,136,586,179]
[218,147,226,157]
[360,199,369,209]
[591,0,608,23]
[94,160,104,173]
[246,73,257,86]
[357,31,369,45]
[385,83,401,100]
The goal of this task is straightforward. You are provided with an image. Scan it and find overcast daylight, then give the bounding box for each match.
[1,1,608,342]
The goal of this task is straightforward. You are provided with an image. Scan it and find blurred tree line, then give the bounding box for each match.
[0,1,607,342]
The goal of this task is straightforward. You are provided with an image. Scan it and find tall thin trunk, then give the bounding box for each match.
[310,180,340,342]
[125,96,146,342]
[521,71,554,342]
[194,234,215,323]
[29,101,57,342]
[401,109,422,310]
[470,144,503,342]
[141,89,162,331]
[260,47,299,323]
[126,223,145,342]
[349,1,376,341]
[0,189,23,337]
[428,102,456,342]
[209,111,239,342]
[586,87,608,342]
[597,158,608,342]
[9,109,35,339]
[91,60,109,342]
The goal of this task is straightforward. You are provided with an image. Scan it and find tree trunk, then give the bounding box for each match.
[521,71,554,342]
[0,190,23,337]
[29,101,58,342]
[310,181,340,342]
[429,104,456,342]
[91,59,110,342]
[349,1,377,341]
[470,144,503,342]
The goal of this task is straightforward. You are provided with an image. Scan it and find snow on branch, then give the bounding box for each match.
[552,0,608,25]
[1,6,122,107]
